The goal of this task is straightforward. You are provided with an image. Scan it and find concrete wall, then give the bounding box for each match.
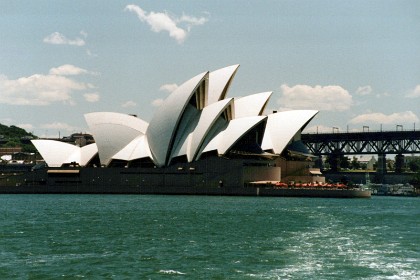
[243,166,281,182]
[276,158,315,176]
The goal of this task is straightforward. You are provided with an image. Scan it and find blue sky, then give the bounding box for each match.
[1,0,419,137]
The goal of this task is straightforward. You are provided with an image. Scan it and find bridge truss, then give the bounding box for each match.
[301,131,420,155]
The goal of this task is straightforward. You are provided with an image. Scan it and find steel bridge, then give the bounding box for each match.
[301,130,420,173]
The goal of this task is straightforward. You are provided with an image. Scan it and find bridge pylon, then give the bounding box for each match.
[375,153,386,183]
[395,154,405,173]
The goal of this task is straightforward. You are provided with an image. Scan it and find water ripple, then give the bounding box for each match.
[0,195,418,279]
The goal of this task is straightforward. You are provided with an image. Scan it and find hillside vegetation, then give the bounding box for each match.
[0,123,37,153]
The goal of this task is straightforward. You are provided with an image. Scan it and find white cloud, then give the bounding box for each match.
[41,122,78,132]
[80,30,88,38]
[374,92,391,99]
[0,117,13,125]
[179,14,208,26]
[0,65,95,106]
[84,93,100,103]
[86,49,98,57]
[125,5,208,44]
[159,83,178,93]
[49,65,99,76]
[278,84,352,111]
[49,64,89,76]
[17,123,34,131]
[406,85,420,98]
[121,100,137,108]
[356,85,372,96]
[349,111,419,125]
[43,32,85,46]
[151,98,164,107]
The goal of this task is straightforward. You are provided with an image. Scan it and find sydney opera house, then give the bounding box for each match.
[26,65,319,194]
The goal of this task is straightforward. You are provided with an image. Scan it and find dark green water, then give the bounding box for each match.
[0,195,418,279]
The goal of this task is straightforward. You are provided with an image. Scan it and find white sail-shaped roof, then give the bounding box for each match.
[261,110,318,154]
[32,65,321,169]
[31,140,98,167]
[234,92,272,118]
[32,140,79,167]
[194,116,229,160]
[66,143,98,166]
[202,116,267,155]
[85,112,148,166]
[188,98,234,161]
[147,71,208,167]
[207,65,239,105]
[168,104,200,162]
[112,135,152,161]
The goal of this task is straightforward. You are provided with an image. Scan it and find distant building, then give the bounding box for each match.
[61,133,95,147]
[11,152,37,163]
[0,147,22,157]
[357,155,377,170]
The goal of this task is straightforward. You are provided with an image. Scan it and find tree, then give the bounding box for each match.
[351,156,360,170]
[326,154,350,171]
[340,156,350,169]
[407,157,420,172]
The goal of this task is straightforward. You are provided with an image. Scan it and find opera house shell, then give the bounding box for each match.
[31,65,318,191]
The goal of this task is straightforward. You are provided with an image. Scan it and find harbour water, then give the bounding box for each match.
[0,195,418,279]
